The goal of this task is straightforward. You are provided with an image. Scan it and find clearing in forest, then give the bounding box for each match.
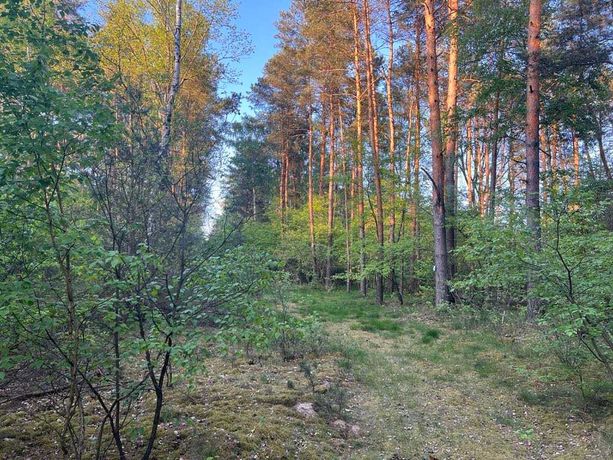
[1,287,611,459]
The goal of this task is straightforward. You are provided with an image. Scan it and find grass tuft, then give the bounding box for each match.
[421,328,441,344]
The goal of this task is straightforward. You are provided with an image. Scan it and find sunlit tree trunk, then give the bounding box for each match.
[308,110,317,279]
[444,0,459,279]
[525,0,542,320]
[363,0,385,304]
[385,0,397,244]
[572,129,580,187]
[423,0,450,305]
[409,19,422,293]
[353,1,367,296]
[401,92,414,295]
[339,108,352,292]
[325,100,336,289]
[319,101,327,197]
[551,123,559,190]
[584,140,596,180]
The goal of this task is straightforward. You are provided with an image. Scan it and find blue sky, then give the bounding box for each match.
[226,0,290,114]
[81,0,290,116]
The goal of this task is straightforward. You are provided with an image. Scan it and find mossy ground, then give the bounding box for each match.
[1,286,611,459]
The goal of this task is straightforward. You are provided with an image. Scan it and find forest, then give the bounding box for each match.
[0,0,611,458]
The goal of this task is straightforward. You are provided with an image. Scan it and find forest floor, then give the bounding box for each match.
[1,287,611,459]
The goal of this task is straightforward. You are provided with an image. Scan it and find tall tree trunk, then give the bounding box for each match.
[572,129,580,187]
[385,0,401,300]
[489,89,501,217]
[444,0,459,279]
[423,0,450,305]
[544,127,553,202]
[551,123,559,189]
[339,108,352,292]
[482,141,490,216]
[466,118,474,206]
[325,101,336,289]
[363,0,385,304]
[409,19,422,293]
[401,91,414,296]
[159,0,183,160]
[353,1,367,296]
[308,110,317,280]
[385,0,397,245]
[319,103,327,197]
[279,150,286,217]
[525,0,542,320]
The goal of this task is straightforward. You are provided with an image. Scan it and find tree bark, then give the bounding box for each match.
[363,0,384,304]
[596,115,612,180]
[353,1,367,296]
[340,108,352,292]
[325,101,336,289]
[466,118,474,206]
[308,110,317,279]
[423,0,450,305]
[385,0,397,245]
[489,89,501,217]
[159,0,183,160]
[572,129,580,187]
[525,0,542,319]
[444,0,459,279]
[409,18,422,294]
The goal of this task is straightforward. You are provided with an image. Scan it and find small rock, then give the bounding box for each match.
[349,424,360,437]
[294,402,316,418]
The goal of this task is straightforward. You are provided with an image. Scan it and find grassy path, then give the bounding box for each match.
[1,287,610,459]
[290,287,612,459]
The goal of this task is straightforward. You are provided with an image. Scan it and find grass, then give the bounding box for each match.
[420,327,441,343]
[289,286,391,323]
[351,318,403,335]
[293,286,612,458]
[290,286,405,337]
[3,286,611,459]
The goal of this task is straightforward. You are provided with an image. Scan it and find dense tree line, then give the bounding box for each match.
[224,0,612,376]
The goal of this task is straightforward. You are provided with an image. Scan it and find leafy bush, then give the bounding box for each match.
[216,273,327,361]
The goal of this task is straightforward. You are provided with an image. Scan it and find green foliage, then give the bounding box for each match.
[452,188,613,383]
[453,210,529,309]
[215,272,326,361]
[536,189,613,379]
